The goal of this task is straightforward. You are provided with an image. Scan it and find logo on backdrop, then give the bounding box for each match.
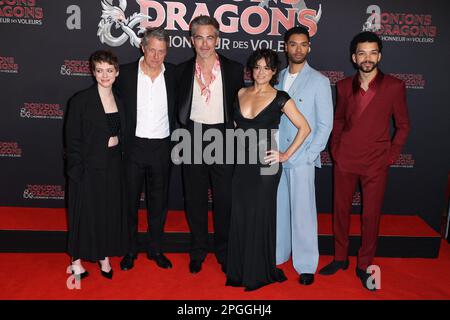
[97,0,150,47]
[23,184,65,200]
[0,0,43,25]
[390,73,426,90]
[0,56,19,73]
[362,5,437,43]
[98,0,322,51]
[320,151,333,166]
[320,71,346,86]
[352,192,361,206]
[20,102,64,119]
[60,59,91,77]
[391,153,415,169]
[0,141,22,157]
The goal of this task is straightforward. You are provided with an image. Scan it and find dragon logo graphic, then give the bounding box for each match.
[97,0,322,47]
[97,0,150,47]
[259,0,322,24]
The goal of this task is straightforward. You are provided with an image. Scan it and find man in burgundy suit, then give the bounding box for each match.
[319,31,410,290]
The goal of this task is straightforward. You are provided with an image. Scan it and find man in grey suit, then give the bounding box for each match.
[275,26,333,285]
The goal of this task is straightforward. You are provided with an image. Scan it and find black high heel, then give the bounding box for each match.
[98,262,113,279]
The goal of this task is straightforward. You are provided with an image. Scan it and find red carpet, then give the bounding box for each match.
[0,207,439,236]
[0,241,449,300]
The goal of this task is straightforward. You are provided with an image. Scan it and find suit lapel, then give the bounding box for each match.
[88,85,109,133]
[114,90,126,139]
[288,62,311,98]
[277,69,287,91]
[352,72,386,122]
[219,54,229,123]
[179,58,195,124]
[163,62,174,132]
[347,75,360,124]
[129,61,139,131]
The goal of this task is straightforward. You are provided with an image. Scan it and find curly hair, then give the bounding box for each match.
[246,48,280,86]
[350,31,383,55]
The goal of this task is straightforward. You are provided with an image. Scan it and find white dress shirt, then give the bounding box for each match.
[283,71,299,92]
[135,57,170,139]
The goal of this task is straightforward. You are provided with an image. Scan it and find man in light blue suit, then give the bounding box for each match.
[276,26,333,285]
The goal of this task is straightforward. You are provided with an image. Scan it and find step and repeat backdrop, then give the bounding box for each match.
[0,0,449,231]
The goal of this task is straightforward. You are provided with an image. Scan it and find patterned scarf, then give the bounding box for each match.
[195,55,221,104]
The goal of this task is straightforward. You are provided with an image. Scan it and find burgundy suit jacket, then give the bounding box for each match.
[331,72,410,175]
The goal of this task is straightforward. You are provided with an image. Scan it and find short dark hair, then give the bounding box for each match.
[247,49,280,86]
[189,15,220,37]
[350,31,383,54]
[89,50,119,73]
[284,26,310,43]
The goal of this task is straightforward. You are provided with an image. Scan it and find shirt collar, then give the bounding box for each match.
[352,70,384,94]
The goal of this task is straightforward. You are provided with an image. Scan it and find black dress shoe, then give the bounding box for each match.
[299,273,314,285]
[147,252,173,269]
[98,262,113,280]
[356,268,377,291]
[318,259,349,275]
[189,260,202,274]
[120,253,137,271]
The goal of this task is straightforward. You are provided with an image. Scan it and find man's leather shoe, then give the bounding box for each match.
[318,259,349,275]
[356,268,377,291]
[147,252,172,269]
[120,253,137,271]
[189,260,202,274]
[299,273,314,285]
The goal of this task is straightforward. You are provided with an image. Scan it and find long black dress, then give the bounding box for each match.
[226,90,290,291]
[65,85,128,261]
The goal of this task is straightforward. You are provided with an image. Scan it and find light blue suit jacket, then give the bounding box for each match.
[276,62,333,168]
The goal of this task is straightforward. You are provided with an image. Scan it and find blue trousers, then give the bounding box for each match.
[276,165,319,274]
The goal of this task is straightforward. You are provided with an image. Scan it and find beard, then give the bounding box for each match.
[358,61,378,73]
[288,52,307,65]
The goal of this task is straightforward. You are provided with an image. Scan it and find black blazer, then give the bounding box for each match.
[65,84,126,182]
[176,54,244,127]
[114,61,177,155]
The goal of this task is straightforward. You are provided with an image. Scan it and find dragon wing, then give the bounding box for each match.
[100,0,127,24]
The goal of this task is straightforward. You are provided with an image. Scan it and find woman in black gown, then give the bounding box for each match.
[226,49,311,291]
[65,50,128,280]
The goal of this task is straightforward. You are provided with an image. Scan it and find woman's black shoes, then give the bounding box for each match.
[98,262,113,279]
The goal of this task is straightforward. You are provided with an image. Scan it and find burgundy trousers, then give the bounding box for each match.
[333,164,388,270]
